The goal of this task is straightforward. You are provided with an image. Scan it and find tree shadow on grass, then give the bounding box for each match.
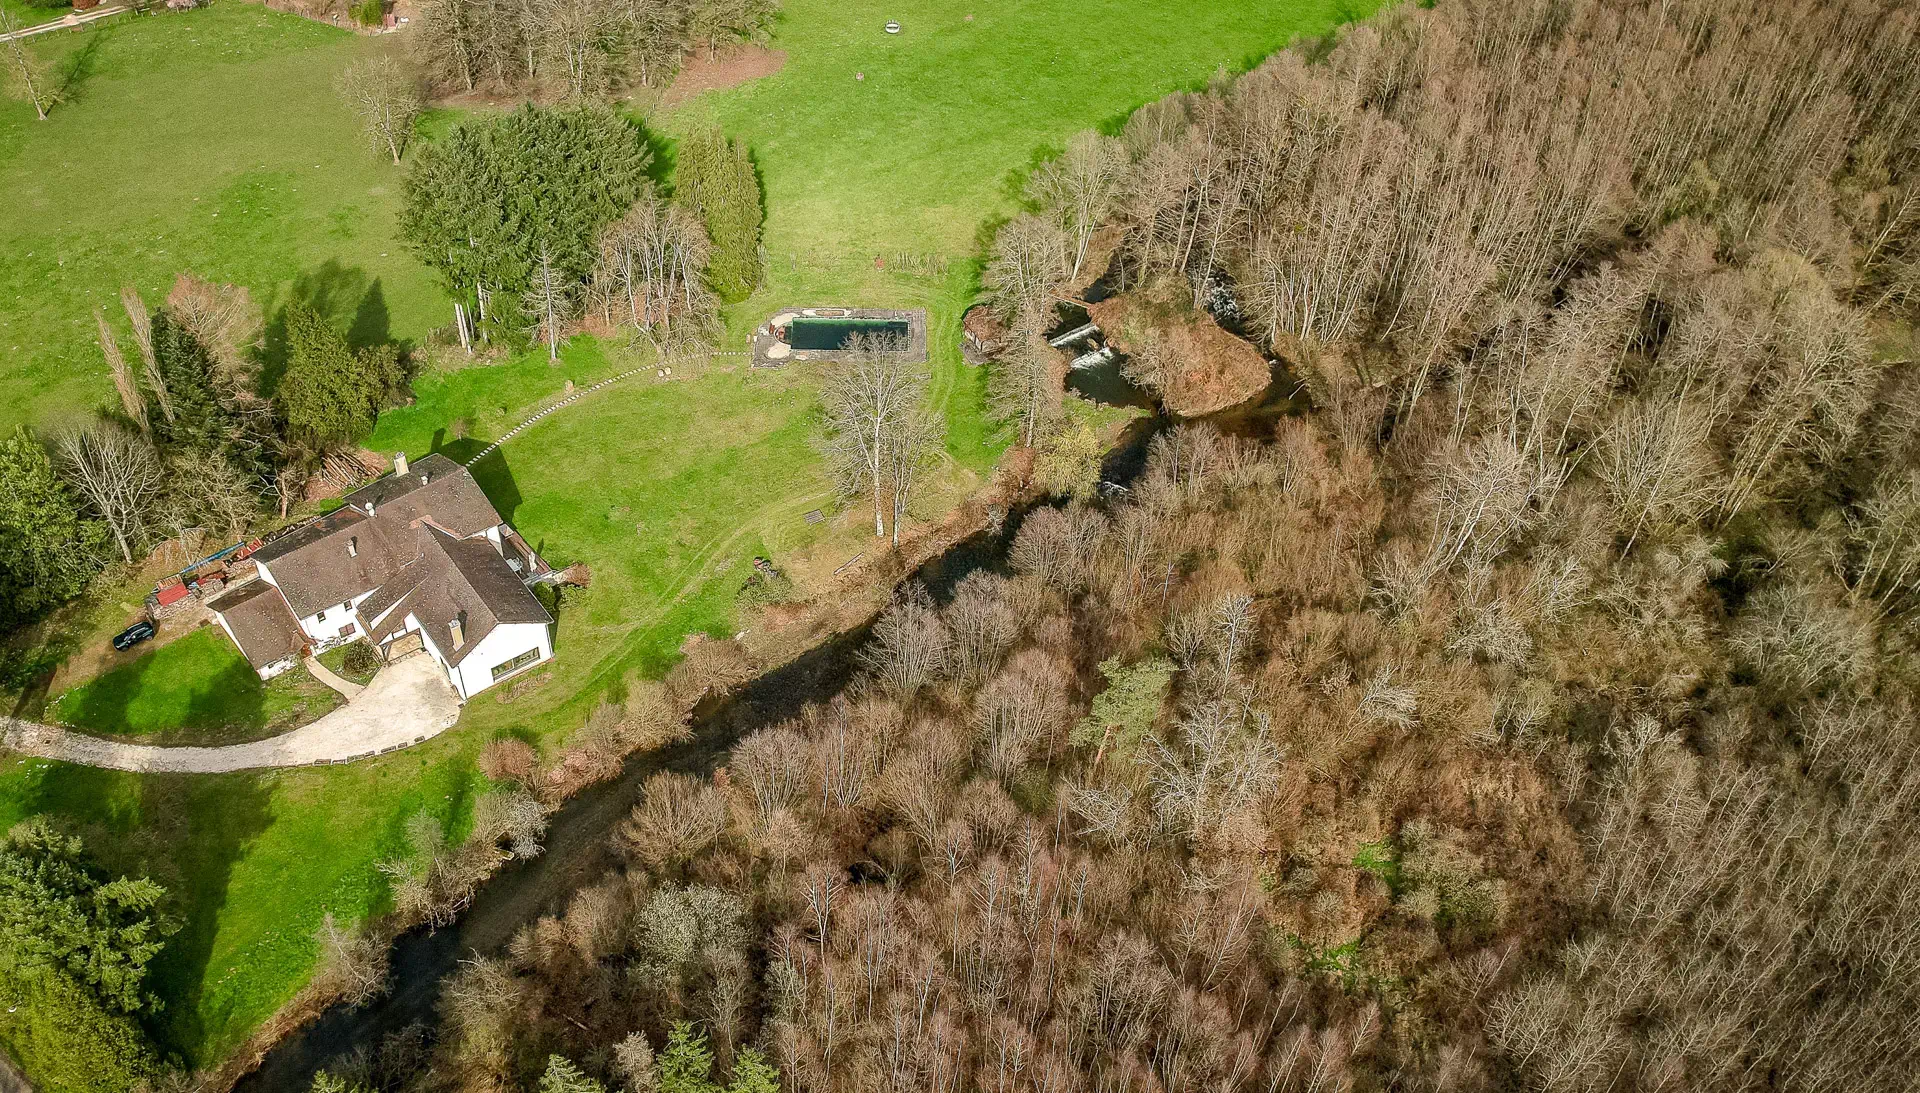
[258,262,404,396]
[136,770,274,1067]
[439,440,523,528]
[60,638,270,745]
[9,758,274,1066]
[52,25,110,107]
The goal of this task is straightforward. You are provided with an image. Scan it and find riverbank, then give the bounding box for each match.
[215,444,1060,1091]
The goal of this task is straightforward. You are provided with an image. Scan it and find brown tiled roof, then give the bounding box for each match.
[232,454,547,673]
[252,454,503,619]
[362,527,552,667]
[341,453,502,537]
[206,580,306,669]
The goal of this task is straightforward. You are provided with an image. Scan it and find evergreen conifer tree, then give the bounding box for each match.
[0,428,107,628]
[278,303,400,451]
[674,127,762,300]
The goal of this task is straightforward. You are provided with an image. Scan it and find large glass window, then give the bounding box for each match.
[491,647,541,682]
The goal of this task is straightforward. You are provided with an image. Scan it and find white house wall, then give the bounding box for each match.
[254,560,376,650]
[451,622,552,699]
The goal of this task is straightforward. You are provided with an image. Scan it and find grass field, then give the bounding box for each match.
[0,0,1368,1074]
[45,627,341,744]
[0,7,441,435]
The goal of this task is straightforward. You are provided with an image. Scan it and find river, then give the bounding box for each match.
[238,347,1295,1090]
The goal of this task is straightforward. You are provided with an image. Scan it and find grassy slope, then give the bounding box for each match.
[0,7,442,434]
[0,0,1367,1072]
[45,627,342,745]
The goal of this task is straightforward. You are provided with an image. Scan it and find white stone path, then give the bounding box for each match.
[0,654,459,773]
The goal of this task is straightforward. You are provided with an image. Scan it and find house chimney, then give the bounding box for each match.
[394,452,409,476]
[449,614,465,650]
[347,536,358,558]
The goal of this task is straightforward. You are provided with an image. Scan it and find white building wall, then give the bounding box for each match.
[296,589,377,649]
[450,623,552,699]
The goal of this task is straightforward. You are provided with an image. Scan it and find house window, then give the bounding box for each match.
[490,648,542,682]
[316,608,327,622]
[338,623,355,638]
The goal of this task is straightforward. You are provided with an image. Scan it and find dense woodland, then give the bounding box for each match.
[289,0,1920,1091]
[410,0,777,99]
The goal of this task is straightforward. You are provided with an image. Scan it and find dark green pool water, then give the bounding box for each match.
[787,317,910,350]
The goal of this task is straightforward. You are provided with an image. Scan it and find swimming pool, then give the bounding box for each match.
[786,317,912,351]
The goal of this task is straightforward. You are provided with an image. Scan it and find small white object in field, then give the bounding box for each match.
[885,20,900,33]
[855,71,865,81]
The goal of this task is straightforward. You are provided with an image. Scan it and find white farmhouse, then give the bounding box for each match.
[207,453,554,700]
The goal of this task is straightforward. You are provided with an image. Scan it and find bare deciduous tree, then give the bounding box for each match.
[56,422,165,564]
[984,214,1072,322]
[1,8,53,121]
[313,913,390,1007]
[818,334,932,542]
[337,57,424,166]
[166,273,263,401]
[1031,130,1129,282]
[96,310,147,433]
[120,286,169,423]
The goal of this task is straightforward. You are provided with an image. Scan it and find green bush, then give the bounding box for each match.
[350,0,385,26]
[342,641,380,679]
[0,970,163,1093]
[735,569,795,610]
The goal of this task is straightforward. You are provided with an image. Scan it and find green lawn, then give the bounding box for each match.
[314,641,377,686]
[45,627,341,744]
[1,0,58,31]
[0,0,1369,1074]
[0,6,442,434]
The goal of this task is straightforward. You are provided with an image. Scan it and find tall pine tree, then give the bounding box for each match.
[278,304,402,452]
[400,103,652,341]
[674,127,762,301]
[0,428,106,628]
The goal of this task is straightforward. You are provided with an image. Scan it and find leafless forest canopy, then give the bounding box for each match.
[363,0,1920,1091]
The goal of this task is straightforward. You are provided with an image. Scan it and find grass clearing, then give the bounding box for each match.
[45,627,341,745]
[0,0,1369,1072]
[0,7,442,434]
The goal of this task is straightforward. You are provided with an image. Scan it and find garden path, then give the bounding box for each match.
[304,654,365,699]
[0,5,127,42]
[0,653,459,773]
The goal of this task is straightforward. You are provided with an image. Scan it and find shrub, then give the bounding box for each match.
[350,0,383,25]
[342,641,380,679]
[0,969,163,1093]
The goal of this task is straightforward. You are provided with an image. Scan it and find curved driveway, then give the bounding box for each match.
[0,654,461,773]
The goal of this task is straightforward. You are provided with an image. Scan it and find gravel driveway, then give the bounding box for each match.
[0,654,461,774]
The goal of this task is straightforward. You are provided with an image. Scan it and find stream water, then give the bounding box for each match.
[238,353,1293,1090]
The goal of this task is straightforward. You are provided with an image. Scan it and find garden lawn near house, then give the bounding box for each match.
[0,0,1373,1077]
[44,626,341,746]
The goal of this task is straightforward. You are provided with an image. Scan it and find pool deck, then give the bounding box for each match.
[752,306,928,367]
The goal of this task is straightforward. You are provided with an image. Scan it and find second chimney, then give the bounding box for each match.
[394,451,409,476]
[449,614,465,650]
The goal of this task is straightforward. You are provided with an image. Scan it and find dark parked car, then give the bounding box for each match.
[112,620,156,652]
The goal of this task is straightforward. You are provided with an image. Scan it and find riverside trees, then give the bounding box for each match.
[361,1,1920,1090]
[817,334,937,546]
